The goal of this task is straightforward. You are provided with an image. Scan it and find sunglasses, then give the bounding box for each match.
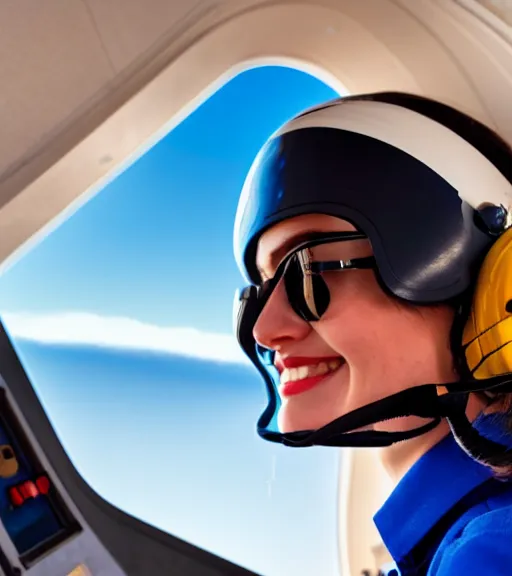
[235,231,376,363]
[256,230,375,319]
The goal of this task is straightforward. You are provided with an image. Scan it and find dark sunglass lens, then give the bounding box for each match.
[284,257,330,321]
[311,276,330,318]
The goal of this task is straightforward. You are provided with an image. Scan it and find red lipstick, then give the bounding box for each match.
[275,356,344,397]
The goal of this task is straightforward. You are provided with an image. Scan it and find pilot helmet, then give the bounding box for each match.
[233,91,512,468]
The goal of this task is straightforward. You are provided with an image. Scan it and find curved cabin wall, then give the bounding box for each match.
[338,449,395,575]
[1,0,511,271]
[1,1,511,574]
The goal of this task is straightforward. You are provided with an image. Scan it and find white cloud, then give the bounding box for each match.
[1,311,250,365]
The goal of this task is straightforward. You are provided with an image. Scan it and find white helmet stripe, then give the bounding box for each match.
[273,100,512,212]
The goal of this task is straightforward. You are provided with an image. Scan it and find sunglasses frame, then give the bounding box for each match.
[235,231,376,366]
[255,231,375,321]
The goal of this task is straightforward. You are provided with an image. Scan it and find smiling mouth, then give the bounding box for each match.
[279,359,345,397]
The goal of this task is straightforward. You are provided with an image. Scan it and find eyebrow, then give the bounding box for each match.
[257,230,329,277]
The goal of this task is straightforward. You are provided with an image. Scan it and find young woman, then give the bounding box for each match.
[233,92,512,575]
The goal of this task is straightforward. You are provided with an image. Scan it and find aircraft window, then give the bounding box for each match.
[0,66,343,576]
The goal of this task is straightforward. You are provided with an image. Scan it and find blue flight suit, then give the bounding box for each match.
[374,431,512,575]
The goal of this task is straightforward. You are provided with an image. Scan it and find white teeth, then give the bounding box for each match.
[297,366,309,379]
[280,359,343,384]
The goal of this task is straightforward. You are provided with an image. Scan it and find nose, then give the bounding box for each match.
[252,279,311,351]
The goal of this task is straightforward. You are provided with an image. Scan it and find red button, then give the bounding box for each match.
[36,476,50,495]
[8,487,24,507]
[19,481,38,500]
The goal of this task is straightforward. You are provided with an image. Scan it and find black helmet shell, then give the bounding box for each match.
[234,93,512,303]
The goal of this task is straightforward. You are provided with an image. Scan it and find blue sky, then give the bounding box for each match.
[0,66,343,576]
[0,66,339,334]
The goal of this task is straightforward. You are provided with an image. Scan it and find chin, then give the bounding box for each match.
[277,404,334,433]
[278,373,352,434]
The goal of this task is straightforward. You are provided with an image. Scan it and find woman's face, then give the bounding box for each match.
[253,213,457,434]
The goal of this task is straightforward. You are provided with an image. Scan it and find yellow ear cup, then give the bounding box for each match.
[463,227,512,379]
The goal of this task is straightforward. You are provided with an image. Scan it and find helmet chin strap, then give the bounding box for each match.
[252,340,512,450]
[237,285,512,453]
[258,383,445,448]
